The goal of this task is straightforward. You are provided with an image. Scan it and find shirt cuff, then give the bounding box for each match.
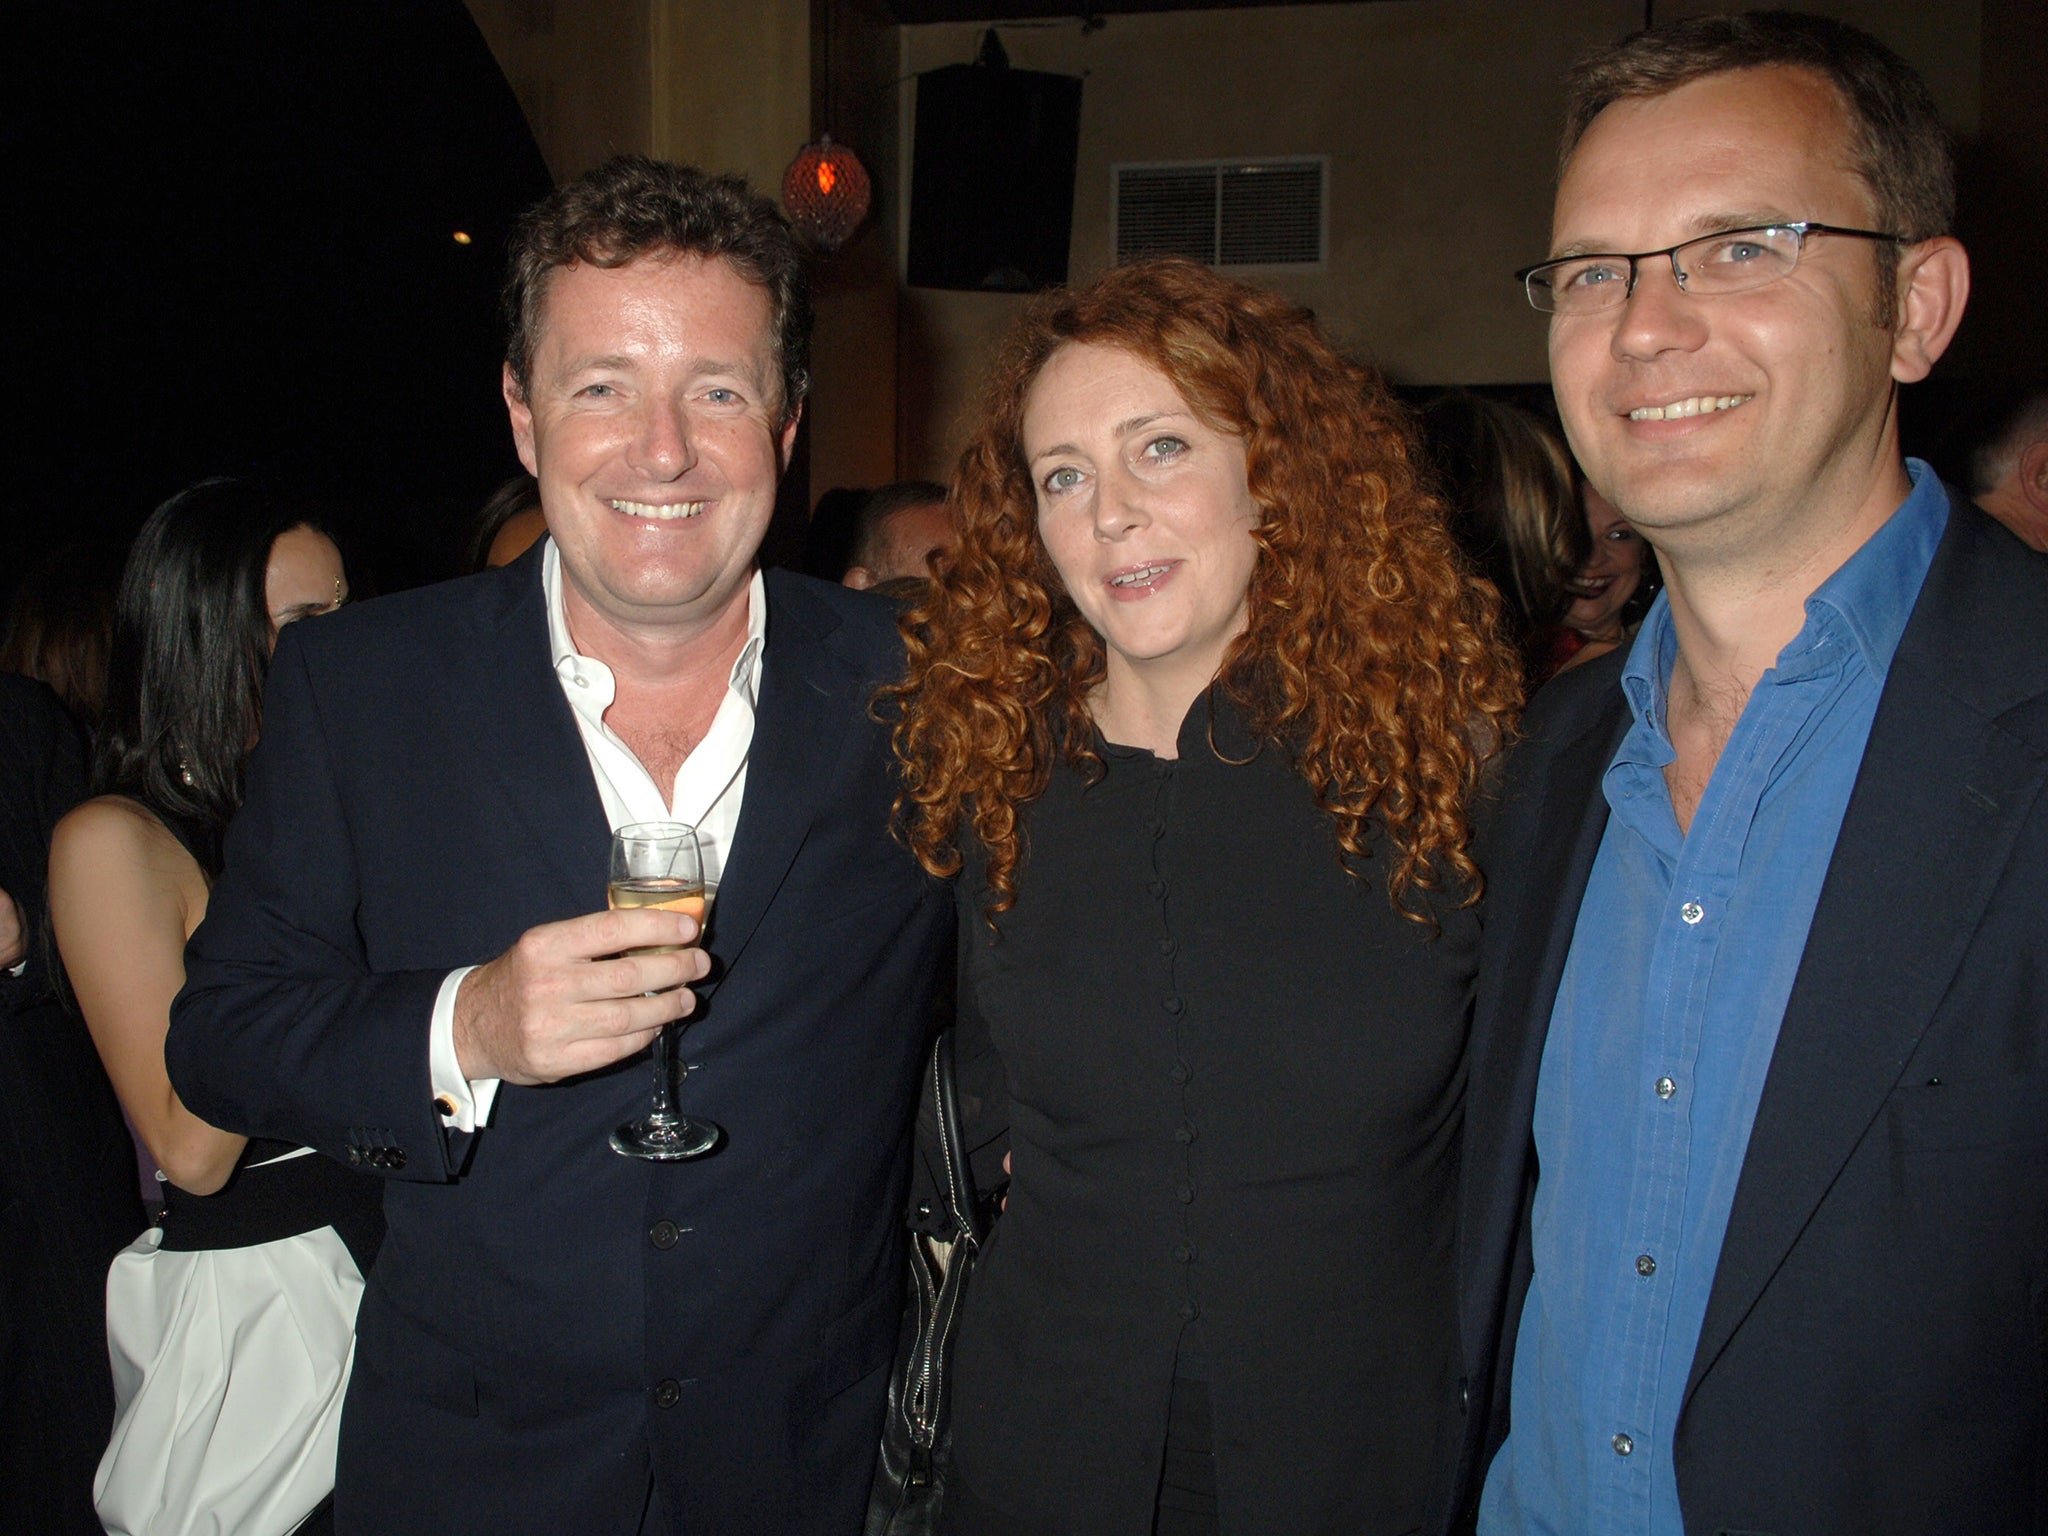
[430,966,501,1132]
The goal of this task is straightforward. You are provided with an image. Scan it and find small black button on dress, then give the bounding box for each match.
[943,692,1475,1536]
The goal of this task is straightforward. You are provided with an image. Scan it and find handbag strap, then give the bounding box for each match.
[928,1030,986,1249]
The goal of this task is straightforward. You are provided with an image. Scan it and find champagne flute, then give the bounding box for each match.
[608,821,721,1159]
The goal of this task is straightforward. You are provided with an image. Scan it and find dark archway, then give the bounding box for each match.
[4,1,554,599]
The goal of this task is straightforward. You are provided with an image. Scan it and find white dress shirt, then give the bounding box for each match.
[428,541,766,1130]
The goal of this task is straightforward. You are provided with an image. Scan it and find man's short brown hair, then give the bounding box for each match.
[1560,10,1955,245]
[503,155,812,424]
[849,480,949,577]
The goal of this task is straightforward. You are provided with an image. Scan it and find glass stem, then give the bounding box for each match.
[648,1020,680,1123]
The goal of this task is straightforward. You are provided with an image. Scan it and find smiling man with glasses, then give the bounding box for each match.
[1454,12,2048,1536]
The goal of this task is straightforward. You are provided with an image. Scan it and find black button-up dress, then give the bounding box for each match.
[944,694,1476,1535]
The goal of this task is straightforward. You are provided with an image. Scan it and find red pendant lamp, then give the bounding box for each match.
[783,133,871,253]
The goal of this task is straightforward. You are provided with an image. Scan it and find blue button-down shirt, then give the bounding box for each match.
[1478,463,1949,1536]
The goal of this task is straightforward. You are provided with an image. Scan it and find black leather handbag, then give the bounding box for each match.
[865,1030,990,1536]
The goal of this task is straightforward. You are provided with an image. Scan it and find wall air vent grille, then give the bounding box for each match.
[1113,158,1326,268]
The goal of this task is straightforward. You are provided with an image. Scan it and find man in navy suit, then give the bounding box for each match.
[169,157,949,1535]
[1458,14,2048,1536]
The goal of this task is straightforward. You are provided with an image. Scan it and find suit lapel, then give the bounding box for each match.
[1462,679,1630,1350]
[699,572,857,990]
[1687,500,2048,1403]
[461,550,612,914]
[1490,703,1630,1091]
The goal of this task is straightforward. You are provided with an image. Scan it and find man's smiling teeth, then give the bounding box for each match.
[1629,394,1753,421]
[609,498,705,520]
[1110,563,1173,587]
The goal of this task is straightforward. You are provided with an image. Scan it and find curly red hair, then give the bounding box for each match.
[885,258,1520,918]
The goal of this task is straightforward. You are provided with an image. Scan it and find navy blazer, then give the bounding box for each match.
[1455,491,2048,1536]
[169,554,951,1536]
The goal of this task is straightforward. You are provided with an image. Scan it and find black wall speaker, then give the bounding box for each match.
[907,63,1083,292]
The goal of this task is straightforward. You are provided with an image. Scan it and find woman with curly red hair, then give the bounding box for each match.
[888,258,1520,1536]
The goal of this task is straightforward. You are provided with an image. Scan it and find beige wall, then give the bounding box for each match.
[895,0,1990,481]
[649,0,811,193]
[462,0,813,200]
[462,0,651,181]
[808,0,909,501]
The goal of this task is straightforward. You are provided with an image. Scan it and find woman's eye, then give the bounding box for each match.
[1142,436,1188,462]
[1043,466,1083,494]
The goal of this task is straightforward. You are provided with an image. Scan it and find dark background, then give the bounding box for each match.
[3,1,553,607]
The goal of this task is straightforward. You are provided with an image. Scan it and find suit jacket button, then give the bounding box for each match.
[385,1148,406,1170]
[347,1146,364,1166]
[653,1378,681,1409]
[650,1220,681,1250]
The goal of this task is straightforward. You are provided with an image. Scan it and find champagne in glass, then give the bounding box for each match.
[607,822,721,1160]
[608,877,711,952]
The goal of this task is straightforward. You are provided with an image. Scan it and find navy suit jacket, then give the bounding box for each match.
[1453,491,2048,1535]
[169,554,950,1536]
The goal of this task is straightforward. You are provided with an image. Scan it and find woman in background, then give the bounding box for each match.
[888,259,1520,1536]
[1421,390,1584,684]
[1549,477,1654,675]
[49,478,378,1536]
[464,472,546,572]
[0,541,126,728]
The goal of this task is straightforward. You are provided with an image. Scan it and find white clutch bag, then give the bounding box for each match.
[95,1215,364,1536]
